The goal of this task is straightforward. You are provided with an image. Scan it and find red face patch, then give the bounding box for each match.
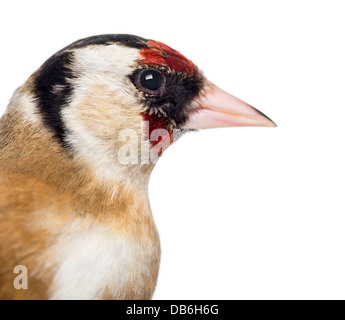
[142,113,173,156]
[139,40,196,75]
[139,40,198,154]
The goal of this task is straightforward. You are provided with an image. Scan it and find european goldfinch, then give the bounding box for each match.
[0,34,275,300]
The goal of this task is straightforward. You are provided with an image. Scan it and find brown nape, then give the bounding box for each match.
[0,103,159,299]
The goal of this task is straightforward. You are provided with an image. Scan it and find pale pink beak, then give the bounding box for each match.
[183,83,276,129]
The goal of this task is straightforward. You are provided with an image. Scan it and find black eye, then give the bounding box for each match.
[138,69,164,91]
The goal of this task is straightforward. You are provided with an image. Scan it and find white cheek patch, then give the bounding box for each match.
[62,104,125,184]
[61,45,143,187]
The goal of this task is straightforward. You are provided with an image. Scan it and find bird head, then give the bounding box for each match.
[27,34,275,187]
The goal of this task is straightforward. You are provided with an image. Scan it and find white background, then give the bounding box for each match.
[1,0,345,299]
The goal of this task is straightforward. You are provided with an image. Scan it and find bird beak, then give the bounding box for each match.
[183,83,276,129]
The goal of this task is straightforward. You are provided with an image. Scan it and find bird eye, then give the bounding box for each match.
[138,69,164,92]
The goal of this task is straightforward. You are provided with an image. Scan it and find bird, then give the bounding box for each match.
[0,34,275,300]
